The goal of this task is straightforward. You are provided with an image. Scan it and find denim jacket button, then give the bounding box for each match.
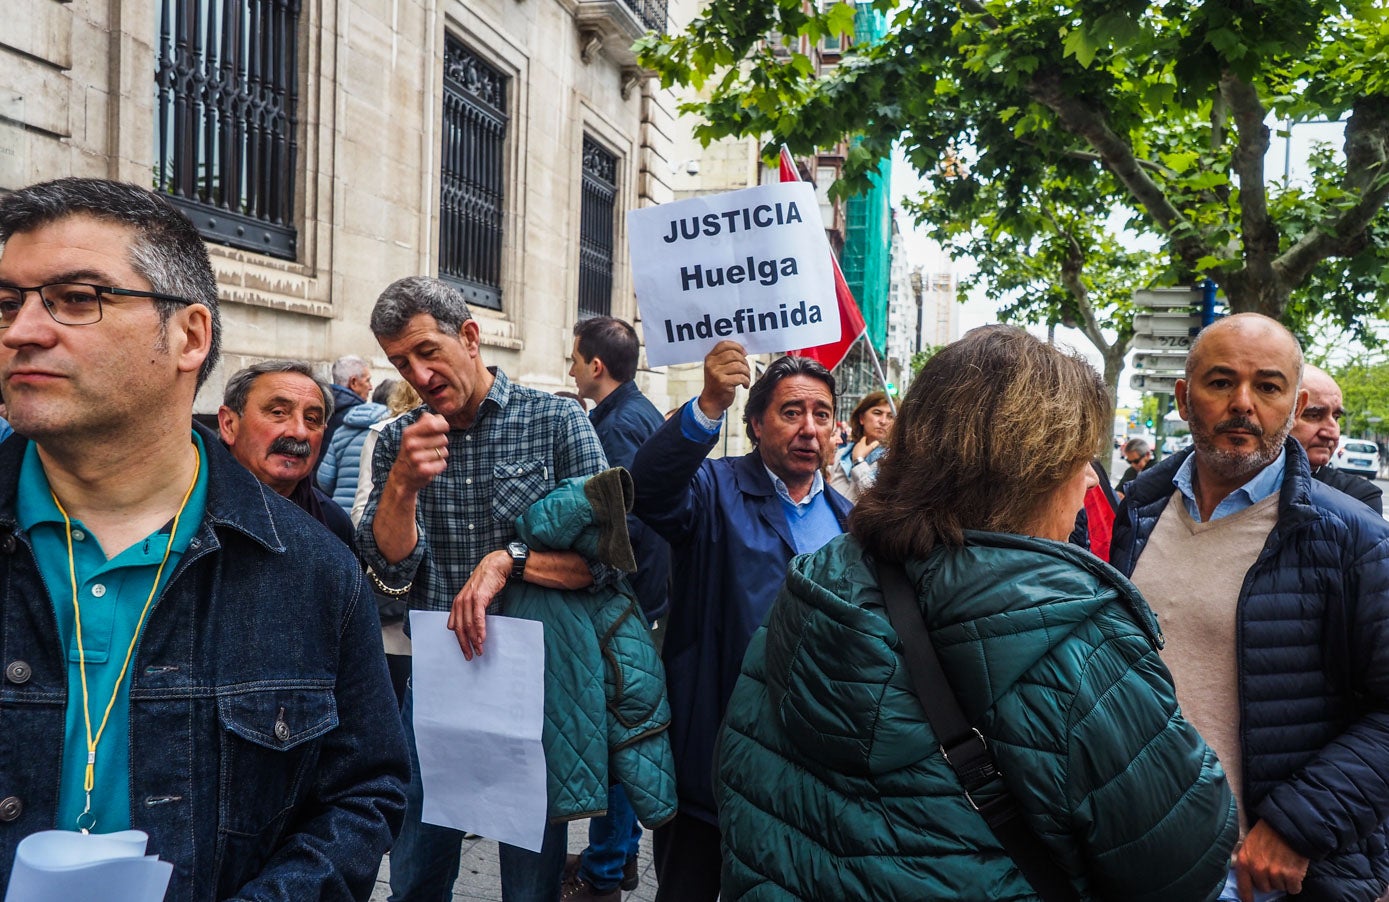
[4,661,30,685]
[274,719,290,742]
[0,797,21,821]
[0,533,15,555]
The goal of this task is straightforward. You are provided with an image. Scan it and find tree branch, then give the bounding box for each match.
[1043,206,1116,355]
[1058,147,1171,176]
[1276,96,1389,287]
[1028,70,1211,268]
[1222,70,1277,288]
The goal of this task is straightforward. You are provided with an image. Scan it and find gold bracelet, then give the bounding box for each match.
[367,567,412,597]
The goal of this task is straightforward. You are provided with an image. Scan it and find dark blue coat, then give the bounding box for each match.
[631,406,852,823]
[1111,438,1389,902]
[590,381,670,621]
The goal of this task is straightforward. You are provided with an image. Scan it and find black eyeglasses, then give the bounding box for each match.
[0,282,193,328]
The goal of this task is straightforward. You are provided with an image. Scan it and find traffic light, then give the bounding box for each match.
[1146,417,1154,428]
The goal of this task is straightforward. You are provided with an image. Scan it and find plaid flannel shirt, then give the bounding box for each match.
[357,368,614,611]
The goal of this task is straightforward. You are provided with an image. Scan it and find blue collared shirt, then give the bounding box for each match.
[18,432,209,834]
[1173,448,1285,522]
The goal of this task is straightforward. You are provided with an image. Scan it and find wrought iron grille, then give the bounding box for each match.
[624,0,668,32]
[577,136,617,320]
[439,37,508,311]
[155,0,301,259]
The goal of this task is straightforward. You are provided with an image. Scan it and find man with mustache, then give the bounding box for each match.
[1111,314,1389,902]
[630,341,852,901]
[218,359,356,547]
[1290,364,1383,514]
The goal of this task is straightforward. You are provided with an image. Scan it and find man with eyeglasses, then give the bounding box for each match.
[0,178,407,901]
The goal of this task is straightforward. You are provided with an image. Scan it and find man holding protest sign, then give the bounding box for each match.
[630,340,852,901]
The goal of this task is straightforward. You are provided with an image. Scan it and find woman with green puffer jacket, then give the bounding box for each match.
[715,325,1238,901]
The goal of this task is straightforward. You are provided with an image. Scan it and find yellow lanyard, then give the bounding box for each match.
[49,444,200,833]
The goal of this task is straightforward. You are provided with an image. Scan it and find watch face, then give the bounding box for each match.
[508,542,527,558]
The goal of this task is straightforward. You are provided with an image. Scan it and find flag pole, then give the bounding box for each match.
[860,331,897,415]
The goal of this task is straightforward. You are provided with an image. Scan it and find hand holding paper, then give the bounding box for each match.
[698,341,751,419]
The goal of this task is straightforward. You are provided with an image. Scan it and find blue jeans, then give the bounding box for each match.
[1217,867,1287,902]
[389,687,568,902]
[579,784,642,891]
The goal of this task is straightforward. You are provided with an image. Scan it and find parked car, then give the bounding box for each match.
[1330,438,1382,479]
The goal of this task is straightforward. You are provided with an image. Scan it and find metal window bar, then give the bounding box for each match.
[577,136,617,320]
[155,0,300,259]
[439,36,508,311]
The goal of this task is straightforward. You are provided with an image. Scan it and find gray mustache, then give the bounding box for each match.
[269,436,312,458]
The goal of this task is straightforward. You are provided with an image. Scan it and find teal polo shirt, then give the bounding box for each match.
[17,432,208,834]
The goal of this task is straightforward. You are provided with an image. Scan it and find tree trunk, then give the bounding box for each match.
[1098,340,1128,463]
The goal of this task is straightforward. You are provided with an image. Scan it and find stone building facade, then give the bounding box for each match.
[2,0,696,413]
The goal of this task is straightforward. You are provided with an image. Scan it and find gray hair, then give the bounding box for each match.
[332,354,369,385]
[0,177,221,388]
[370,276,473,338]
[1123,437,1151,456]
[223,360,334,420]
[1186,313,1304,388]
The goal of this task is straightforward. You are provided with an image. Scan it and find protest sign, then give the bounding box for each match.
[628,182,839,367]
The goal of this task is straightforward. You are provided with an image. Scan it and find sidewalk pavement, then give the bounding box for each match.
[369,819,659,901]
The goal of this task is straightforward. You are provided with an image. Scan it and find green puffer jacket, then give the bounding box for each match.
[502,469,677,828]
[717,531,1237,901]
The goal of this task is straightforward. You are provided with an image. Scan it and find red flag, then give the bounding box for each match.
[778,147,867,371]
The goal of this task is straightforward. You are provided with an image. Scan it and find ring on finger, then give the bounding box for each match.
[435,446,445,461]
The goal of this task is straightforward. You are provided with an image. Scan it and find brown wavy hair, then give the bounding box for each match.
[851,325,1108,561]
[849,391,891,442]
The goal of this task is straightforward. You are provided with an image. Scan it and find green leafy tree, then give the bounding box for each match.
[1332,358,1389,437]
[638,0,1389,332]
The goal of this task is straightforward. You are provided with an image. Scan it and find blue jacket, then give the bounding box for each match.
[318,401,388,512]
[631,406,852,823]
[0,426,409,901]
[1111,438,1389,902]
[589,381,670,621]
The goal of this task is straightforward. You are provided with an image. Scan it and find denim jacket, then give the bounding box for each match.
[0,426,409,901]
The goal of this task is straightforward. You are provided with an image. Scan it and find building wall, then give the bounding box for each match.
[2,0,683,413]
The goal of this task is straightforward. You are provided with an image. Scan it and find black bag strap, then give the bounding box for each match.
[877,560,1080,902]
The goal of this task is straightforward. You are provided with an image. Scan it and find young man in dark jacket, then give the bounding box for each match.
[565,315,669,900]
[0,178,407,900]
[1111,313,1389,902]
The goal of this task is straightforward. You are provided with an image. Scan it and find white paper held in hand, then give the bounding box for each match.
[5,829,172,902]
[409,611,548,852]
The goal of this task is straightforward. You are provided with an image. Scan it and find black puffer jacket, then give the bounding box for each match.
[1111,438,1389,902]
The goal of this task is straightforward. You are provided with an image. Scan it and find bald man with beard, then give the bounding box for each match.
[1111,314,1389,902]
[1290,365,1382,514]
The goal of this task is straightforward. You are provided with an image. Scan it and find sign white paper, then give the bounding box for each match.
[5,830,172,902]
[628,182,839,366]
[409,611,548,853]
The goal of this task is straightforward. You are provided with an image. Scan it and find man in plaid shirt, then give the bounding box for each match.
[357,276,612,902]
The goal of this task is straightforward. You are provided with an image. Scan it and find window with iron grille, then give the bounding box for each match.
[155,0,301,260]
[577,137,617,320]
[439,37,508,311]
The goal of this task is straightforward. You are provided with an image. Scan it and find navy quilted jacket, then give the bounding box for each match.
[1111,438,1389,902]
[716,532,1237,900]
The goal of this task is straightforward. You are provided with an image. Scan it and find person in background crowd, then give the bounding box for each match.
[318,375,392,514]
[0,384,11,443]
[563,315,671,900]
[1115,436,1153,499]
[357,276,616,902]
[218,359,356,547]
[1069,459,1120,560]
[716,325,1236,900]
[630,341,852,902]
[352,378,422,708]
[829,390,893,502]
[1290,364,1383,514]
[0,176,406,900]
[319,354,372,469]
[1111,314,1389,902]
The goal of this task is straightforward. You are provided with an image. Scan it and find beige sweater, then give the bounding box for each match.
[1129,489,1279,833]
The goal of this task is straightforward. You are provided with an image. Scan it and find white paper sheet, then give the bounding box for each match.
[628,181,839,366]
[5,830,173,902]
[409,611,548,852]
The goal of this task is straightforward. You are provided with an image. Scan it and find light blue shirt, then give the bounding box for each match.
[18,433,209,833]
[1173,448,1285,522]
